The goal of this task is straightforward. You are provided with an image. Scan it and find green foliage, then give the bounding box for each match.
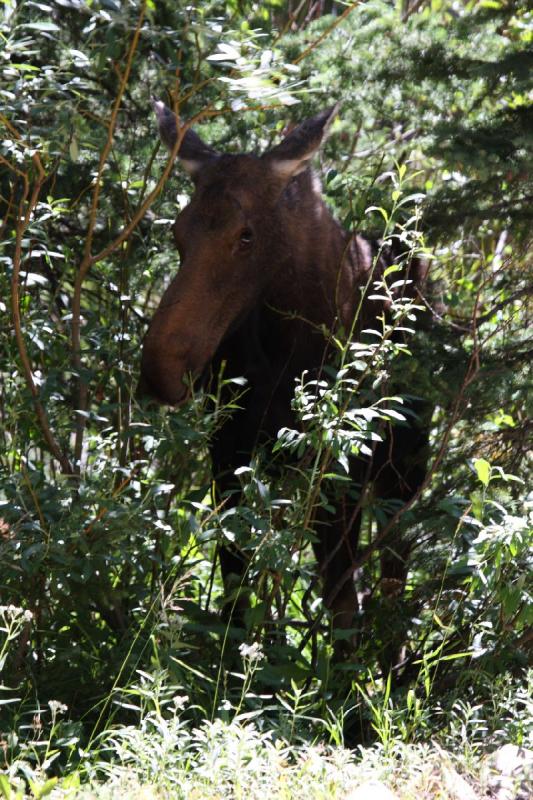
[0,0,531,792]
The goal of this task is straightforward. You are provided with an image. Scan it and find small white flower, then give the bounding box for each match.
[171,694,189,711]
[48,700,68,716]
[239,641,264,662]
[0,605,26,621]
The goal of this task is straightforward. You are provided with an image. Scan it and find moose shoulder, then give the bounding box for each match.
[140,101,429,661]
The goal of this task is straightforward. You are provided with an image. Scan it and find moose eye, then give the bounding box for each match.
[239,228,253,247]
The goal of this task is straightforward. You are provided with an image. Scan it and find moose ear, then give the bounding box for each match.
[152,98,218,178]
[263,104,340,181]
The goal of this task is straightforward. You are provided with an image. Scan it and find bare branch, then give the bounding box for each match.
[71,1,147,471]
[9,153,73,475]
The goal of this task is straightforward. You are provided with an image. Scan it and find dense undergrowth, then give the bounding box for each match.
[0,0,531,796]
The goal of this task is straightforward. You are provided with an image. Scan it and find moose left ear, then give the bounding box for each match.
[263,104,340,181]
[152,98,218,178]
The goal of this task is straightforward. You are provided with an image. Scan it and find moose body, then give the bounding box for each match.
[140,102,428,652]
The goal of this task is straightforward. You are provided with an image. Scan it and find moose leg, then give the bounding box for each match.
[210,461,251,628]
[373,420,429,676]
[312,495,362,656]
[210,395,261,629]
[218,545,250,626]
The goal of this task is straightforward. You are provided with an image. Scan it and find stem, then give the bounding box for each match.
[71,1,147,472]
[9,150,73,474]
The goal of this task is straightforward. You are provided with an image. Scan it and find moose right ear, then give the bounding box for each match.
[152,99,218,179]
[262,104,340,182]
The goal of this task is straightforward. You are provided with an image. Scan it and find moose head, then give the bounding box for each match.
[139,100,339,405]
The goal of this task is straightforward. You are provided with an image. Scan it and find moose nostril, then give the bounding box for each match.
[239,228,253,248]
[138,349,190,406]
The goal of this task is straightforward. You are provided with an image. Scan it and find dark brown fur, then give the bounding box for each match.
[140,104,428,656]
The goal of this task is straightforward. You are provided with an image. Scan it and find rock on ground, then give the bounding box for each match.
[489,744,532,800]
[345,780,399,800]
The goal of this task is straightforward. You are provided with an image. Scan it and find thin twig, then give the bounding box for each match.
[9,152,73,474]
[293,1,362,65]
[401,0,427,23]
[71,1,147,471]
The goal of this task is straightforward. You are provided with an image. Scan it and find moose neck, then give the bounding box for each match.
[264,169,355,330]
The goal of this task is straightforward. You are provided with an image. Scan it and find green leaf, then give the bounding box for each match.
[11,63,40,72]
[383,263,402,278]
[61,772,81,789]
[31,779,58,799]
[69,138,79,161]
[381,408,406,421]
[365,205,389,222]
[23,22,60,32]
[0,774,11,800]
[473,458,491,487]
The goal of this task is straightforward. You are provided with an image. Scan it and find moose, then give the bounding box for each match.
[140,101,429,661]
